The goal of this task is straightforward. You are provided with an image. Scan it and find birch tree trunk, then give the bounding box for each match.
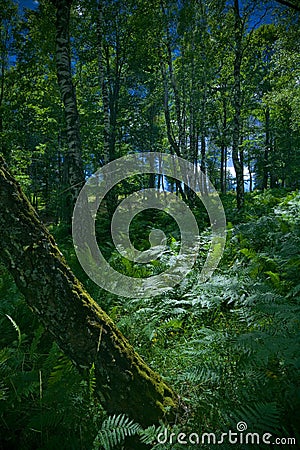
[50,0,85,223]
[0,157,181,430]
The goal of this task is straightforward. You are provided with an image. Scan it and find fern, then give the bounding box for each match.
[1,191,300,448]
[48,355,74,385]
[138,424,163,445]
[88,363,97,399]
[138,423,183,450]
[230,402,281,434]
[93,414,142,450]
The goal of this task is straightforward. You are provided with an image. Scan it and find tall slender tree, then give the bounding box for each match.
[49,0,84,224]
[232,0,245,208]
[0,0,18,159]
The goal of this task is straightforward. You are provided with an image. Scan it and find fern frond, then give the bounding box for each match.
[89,362,96,399]
[48,356,74,385]
[231,402,281,434]
[93,414,142,450]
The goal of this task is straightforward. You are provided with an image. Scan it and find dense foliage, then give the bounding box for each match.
[1,0,300,212]
[1,0,300,449]
[1,190,300,449]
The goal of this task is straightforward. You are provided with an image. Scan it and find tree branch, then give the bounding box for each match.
[275,0,300,12]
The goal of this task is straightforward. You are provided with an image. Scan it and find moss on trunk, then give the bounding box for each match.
[0,157,181,428]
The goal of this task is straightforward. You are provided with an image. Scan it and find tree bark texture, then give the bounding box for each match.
[50,0,85,223]
[0,157,180,428]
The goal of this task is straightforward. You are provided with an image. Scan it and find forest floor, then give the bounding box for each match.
[1,188,299,449]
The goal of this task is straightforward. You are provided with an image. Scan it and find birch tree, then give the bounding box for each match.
[49,0,85,223]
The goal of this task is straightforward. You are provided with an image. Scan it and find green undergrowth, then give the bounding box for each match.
[1,189,300,449]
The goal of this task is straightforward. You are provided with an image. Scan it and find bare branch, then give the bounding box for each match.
[275,0,300,12]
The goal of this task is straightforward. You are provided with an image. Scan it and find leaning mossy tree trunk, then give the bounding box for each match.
[0,157,181,429]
